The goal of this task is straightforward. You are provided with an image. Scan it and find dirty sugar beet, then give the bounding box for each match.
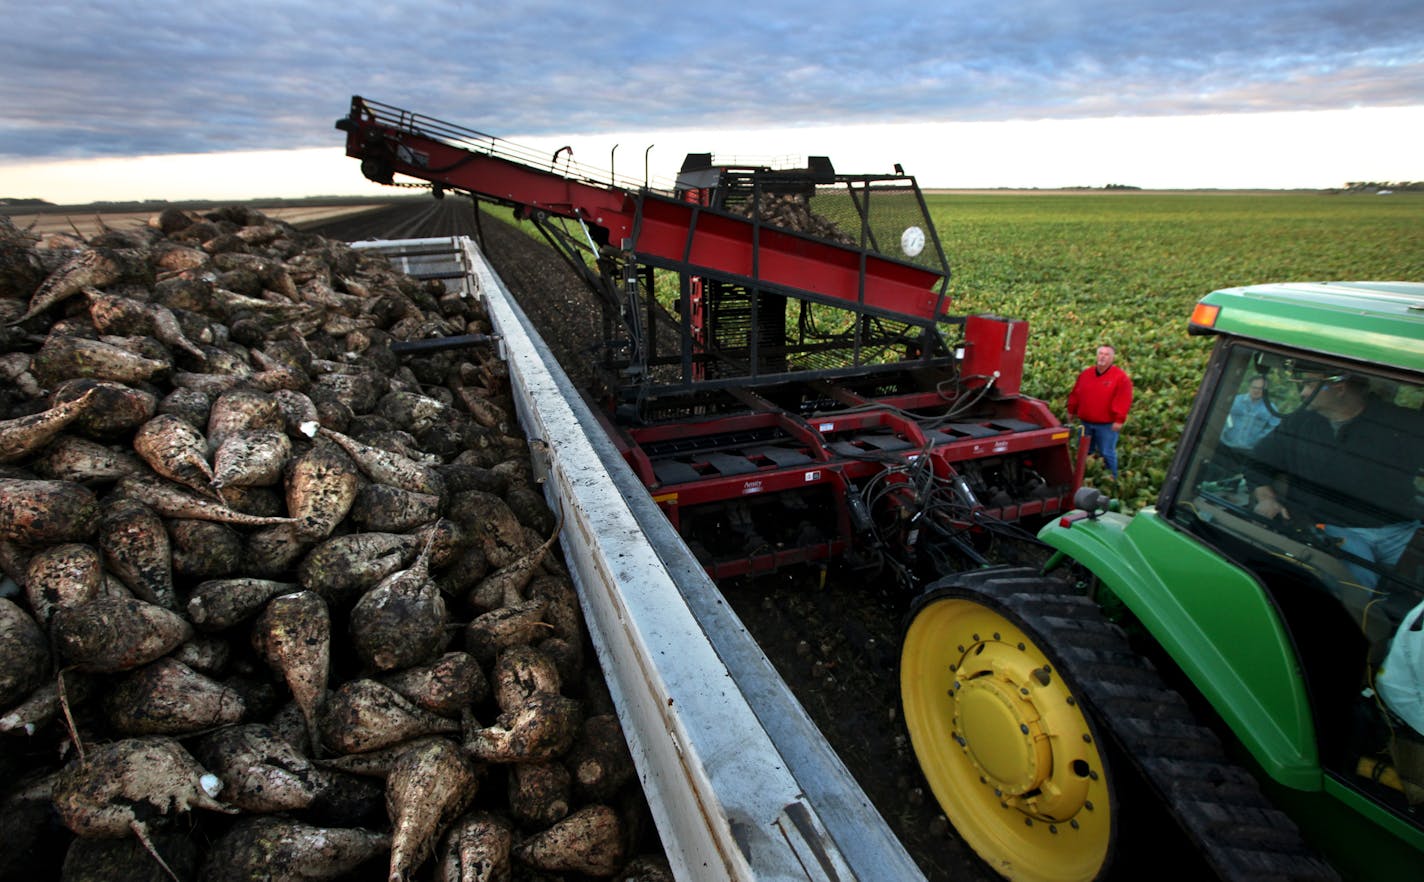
[0,209,664,881]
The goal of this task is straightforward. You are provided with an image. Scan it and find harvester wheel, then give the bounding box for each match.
[901,572,1114,882]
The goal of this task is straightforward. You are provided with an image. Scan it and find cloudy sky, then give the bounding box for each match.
[1,0,1420,201]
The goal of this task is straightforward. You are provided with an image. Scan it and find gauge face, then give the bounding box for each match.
[901,225,926,258]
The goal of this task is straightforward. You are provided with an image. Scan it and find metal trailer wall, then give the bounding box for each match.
[354,237,925,882]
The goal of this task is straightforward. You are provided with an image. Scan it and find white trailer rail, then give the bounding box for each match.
[354,236,926,882]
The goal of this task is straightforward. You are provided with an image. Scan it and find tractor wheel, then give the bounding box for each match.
[901,575,1114,882]
[901,566,1340,882]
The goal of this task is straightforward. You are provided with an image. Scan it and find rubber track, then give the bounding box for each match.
[938,566,1341,882]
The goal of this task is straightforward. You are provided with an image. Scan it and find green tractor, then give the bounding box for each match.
[901,281,1424,881]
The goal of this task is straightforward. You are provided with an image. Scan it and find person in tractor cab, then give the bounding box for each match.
[1221,375,1280,451]
[1378,599,1424,743]
[1377,598,1424,812]
[1247,363,1424,588]
[1067,344,1134,479]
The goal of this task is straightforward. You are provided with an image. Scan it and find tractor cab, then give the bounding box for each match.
[1160,289,1424,832]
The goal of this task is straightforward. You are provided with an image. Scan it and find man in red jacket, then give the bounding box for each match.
[1067,345,1134,479]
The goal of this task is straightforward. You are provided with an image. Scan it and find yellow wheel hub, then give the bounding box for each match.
[901,594,1113,882]
[955,668,1050,795]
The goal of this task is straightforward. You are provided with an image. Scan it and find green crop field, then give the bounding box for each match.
[926,190,1424,509]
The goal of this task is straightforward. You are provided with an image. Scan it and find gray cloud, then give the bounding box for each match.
[1,0,1420,160]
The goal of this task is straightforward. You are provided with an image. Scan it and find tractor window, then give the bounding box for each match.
[1170,346,1422,583]
[1169,344,1424,625]
[1166,343,1424,811]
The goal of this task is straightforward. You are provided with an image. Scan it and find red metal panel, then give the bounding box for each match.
[926,426,1072,465]
[985,496,1068,522]
[653,466,839,507]
[962,315,1029,395]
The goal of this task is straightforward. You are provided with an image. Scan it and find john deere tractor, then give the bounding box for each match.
[902,281,1424,881]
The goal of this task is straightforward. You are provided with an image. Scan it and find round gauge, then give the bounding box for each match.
[901,225,925,258]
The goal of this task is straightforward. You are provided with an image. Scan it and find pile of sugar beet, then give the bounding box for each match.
[0,207,671,882]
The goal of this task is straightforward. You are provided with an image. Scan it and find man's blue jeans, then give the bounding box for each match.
[1323,520,1420,588]
[1082,421,1120,478]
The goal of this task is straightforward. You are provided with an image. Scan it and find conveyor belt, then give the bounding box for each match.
[355,236,926,882]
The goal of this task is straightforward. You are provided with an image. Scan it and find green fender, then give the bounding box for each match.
[1038,508,1320,791]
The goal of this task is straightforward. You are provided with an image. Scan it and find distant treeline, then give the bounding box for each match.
[1342,182,1421,192]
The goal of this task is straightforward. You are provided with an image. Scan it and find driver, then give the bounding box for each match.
[1247,363,1423,587]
